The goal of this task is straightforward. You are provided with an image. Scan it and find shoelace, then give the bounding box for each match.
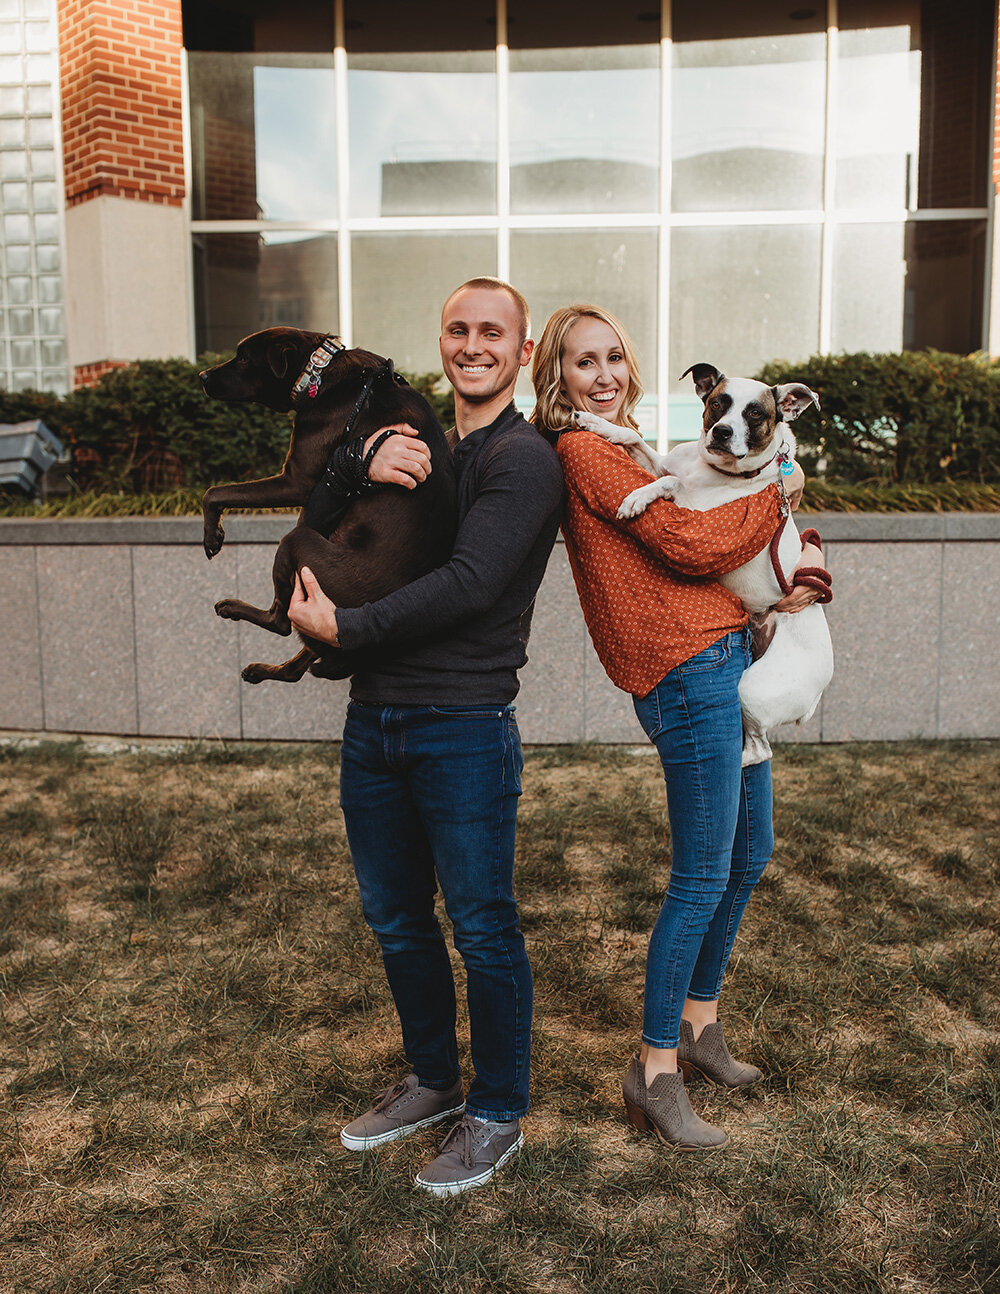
[438,1117,479,1168]
[373,1079,409,1113]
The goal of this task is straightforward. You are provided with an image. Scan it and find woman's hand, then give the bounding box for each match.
[772,542,827,613]
[365,424,432,488]
[288,566,340,645]
[784,461,805,511]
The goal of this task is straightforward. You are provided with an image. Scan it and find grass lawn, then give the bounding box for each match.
[1,738,998,1293]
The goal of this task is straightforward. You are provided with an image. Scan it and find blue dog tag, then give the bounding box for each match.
[779,460,795,476]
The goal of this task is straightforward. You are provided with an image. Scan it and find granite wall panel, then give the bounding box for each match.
[132,545,242,739]
[938,543,1000,738]
[819,541,942,741]
[517,545,587,744]
[235,545,349,742]
[0,547,44,731]
[34,545,138,734]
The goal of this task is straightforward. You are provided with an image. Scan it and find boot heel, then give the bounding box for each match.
[624,1098,652,1132]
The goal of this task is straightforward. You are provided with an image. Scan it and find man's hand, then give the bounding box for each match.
[365,424,432,488]
[288,566,341,645]
[772,541,827,613]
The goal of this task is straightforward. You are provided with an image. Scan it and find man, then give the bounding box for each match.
[289,278,564,1196]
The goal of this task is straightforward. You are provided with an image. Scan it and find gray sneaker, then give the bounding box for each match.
[340,1074,465,1151]
[414,1113,524,1196]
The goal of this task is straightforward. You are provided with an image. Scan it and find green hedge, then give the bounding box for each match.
[0,355,456,495]
[755,350,1000,485]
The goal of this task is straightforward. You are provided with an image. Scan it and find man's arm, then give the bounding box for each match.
[292,437,563,651]
[559,433,782,577]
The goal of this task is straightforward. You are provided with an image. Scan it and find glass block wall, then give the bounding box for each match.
[0,0,67,395]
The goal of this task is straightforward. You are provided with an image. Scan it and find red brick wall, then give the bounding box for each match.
[73,359,129,388]
[58,0,185,209]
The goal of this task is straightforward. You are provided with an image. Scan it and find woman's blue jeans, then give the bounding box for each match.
[339,700,531,1121]
[632,629,773,1050]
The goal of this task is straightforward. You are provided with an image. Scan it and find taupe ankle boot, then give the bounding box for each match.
[622,1055,727,1150]
[677,1020,763,1088]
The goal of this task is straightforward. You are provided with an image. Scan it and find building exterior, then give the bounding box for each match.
[1,0,996,446]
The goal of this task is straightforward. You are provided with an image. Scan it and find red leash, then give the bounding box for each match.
[769,519,833,604]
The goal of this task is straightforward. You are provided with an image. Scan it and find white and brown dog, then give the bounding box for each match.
[572,362,834,766]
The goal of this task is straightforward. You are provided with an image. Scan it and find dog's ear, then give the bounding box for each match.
[267,341,300,381]
[680,363,725,402]
[772,383,821,422]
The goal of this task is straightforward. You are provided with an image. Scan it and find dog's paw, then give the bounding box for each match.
[204,524,225,559]
[617,481,672,519]
[241,663,268,684]
[572,410,636,445]
[214,598,240,620]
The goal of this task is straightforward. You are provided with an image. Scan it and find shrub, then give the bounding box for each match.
[755,350,1000,485]
[0,356,457,495]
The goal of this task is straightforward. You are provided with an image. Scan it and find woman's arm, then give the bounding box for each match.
[558,432,781,577]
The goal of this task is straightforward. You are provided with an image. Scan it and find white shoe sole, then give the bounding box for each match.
[340,1102,465,1151]
[413,1131,525,1196]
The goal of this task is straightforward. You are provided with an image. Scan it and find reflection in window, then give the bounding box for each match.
[672,3,826,213]
[189,54,337,222]
[347,53,496,217]
[511,230,658,405]
[346,2,496,218]
[836,5,920,209]
[508,45,659,214]
[903,220,986,353]
[193,232,339,355]
[352,233,496,375]
[669,225,821,381]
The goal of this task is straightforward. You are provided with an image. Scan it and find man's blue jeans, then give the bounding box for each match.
[339,700,531,1121]
[632,629,773,1050]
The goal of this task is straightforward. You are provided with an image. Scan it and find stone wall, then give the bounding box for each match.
[1,513,997,744]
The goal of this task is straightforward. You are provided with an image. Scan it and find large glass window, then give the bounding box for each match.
[193,233,339,356]
[835,2,920,209]
[511,230,658,418]
[352,233,497,373]
[672,3,827,213]
[184,0,992,437]
[508,37,660,215]
[669,225,822,381]
[189,54,337,222]
[346,2,496,218]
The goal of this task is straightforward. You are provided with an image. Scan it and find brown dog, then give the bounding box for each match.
[200,327,456,683]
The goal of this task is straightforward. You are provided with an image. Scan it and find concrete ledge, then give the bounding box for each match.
[3,510,1000,546]
[1,513,997,742]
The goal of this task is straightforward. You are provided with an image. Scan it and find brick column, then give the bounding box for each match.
[57,0,192,385]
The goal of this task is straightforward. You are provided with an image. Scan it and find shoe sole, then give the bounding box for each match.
[340,1102,466,1151]
[413,1131,525,1196]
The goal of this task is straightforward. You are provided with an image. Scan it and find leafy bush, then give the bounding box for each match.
[755,350,1000,485]
[0,356,456,495]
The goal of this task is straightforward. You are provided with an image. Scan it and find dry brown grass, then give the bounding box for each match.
[1,737,998,1293]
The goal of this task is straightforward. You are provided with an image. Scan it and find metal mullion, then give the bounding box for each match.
[496,0,510,281]
[819,0,838,355]
[658,0,672,452]
[334,0,352,345]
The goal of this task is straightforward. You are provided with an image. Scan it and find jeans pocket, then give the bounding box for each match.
[676,636,732,675]
[503,713,524,795]
[632,687,664,741]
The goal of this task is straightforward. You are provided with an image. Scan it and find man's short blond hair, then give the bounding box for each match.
[442,277,531,345]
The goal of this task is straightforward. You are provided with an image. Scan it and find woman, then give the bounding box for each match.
[532,305,825,1150]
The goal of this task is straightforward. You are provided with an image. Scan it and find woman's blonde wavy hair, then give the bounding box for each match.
[530,304,643,438]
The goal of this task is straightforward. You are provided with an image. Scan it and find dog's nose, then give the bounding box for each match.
[711,424,733,443]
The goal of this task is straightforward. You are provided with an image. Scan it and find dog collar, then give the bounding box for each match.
[292,335,346,402]
[710,440,793,480]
